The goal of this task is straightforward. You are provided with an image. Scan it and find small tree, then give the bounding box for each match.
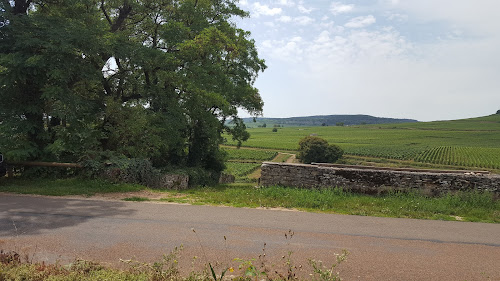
[272,128,278,132]
[496,110,500,115]
[297,136,343,164]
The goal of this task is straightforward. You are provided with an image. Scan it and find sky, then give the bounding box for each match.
[233,0,500,121]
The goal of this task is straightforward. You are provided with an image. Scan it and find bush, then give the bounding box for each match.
[97,157,162,187]
[297,136,343,164]
[272,128,278,132]
[184,167,218,187]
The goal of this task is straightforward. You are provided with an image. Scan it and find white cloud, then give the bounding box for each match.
[260,37,304,63]
[330,2,354,15]
[260,26,410,66]
[391,0,500,36]
[276,15,314,26]
[244,0,500,121]
[275,0,295,7]
[277,15,292,23]
[264,22,276,27]
[319,21,336,30]
[315,31,331,43]
[386,13,408,22]
[294,16,314,26]
[252,2,282,17]
[345,15,376,28]
[298,4,313,14]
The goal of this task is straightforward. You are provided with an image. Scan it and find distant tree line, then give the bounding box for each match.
[241,115,418,127]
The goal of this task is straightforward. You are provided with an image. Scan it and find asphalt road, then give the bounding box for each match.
[0,193,499,280]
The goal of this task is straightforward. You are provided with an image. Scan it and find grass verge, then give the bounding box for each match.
[0,177,145,196]
[1,178,498,223]
[123,196,151,202]
[170,185,500,223]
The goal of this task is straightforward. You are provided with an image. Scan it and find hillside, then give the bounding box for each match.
[241,114,418,127]
[375,114,500,131]
[224,114,500,172]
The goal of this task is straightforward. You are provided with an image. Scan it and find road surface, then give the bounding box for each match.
[0,193,499,280]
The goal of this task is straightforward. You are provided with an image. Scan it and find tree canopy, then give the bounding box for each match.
[0,0,265,178]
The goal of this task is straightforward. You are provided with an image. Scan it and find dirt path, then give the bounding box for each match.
[285,153,296,163]
[245,152,297,179]
[269,152,296,163]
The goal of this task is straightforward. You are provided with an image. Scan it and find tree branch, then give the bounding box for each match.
[12,0,31,15]
[111,1,133,32]
[100,0,112,26]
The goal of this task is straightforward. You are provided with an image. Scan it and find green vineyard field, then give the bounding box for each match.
[223,147,277,161]
[224,114,500,171]
[225,162,262,178]
[414,146,500,169]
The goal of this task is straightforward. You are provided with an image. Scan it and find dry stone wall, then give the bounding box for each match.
[158,174,189,190]
[260,162,500,196]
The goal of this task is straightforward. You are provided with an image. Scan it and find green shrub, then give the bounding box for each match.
[182,167,219,187]
[297,136,343,164]
[99,157,162,188]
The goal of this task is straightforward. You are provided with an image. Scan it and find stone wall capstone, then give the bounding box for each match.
[260,162,500,196]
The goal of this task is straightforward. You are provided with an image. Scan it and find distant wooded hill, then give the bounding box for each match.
[240,115,418,127]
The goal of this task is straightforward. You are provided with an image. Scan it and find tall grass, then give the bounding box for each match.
[177,185,499,223]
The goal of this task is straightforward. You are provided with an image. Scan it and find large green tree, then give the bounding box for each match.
[0,0,265,177]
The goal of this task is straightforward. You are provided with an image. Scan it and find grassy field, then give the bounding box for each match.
[224,146,278,161]
[224,162,262,180]
[224,114,500,171]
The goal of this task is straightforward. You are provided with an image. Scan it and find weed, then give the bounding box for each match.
[308,250,349,281]
[0,250,21,265]
[123,197,150,202]
[0,231,350,281]
[121,245,183,280]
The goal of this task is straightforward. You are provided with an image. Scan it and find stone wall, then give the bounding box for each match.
[157,174,189,190]
[219,173,236,184]
[260,162,500,196]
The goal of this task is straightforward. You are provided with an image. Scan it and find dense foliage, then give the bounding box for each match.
[297,136,343,164]
[0,0,265,181]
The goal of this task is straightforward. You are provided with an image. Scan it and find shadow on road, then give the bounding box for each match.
[0,194,136,236]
